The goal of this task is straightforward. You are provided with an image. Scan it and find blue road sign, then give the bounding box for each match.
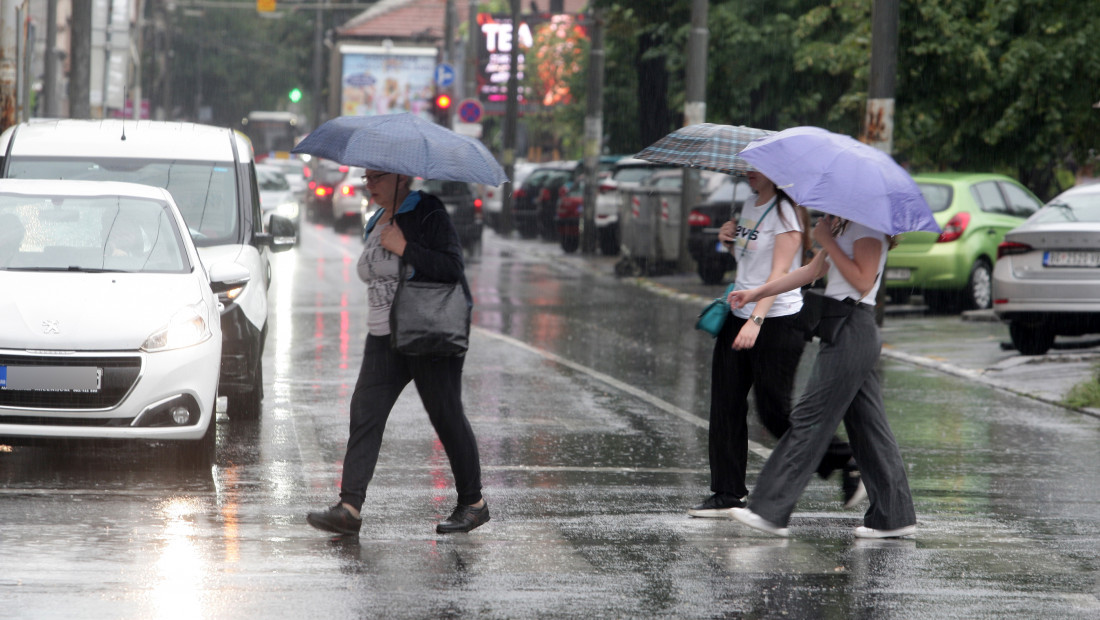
[434,64,456,88]
[458,99,483,124]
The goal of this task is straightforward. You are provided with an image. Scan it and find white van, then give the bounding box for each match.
[0,119,296,420]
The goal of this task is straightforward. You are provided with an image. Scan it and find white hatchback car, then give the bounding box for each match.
[0,180,249,461]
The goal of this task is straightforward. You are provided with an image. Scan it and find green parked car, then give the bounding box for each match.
[884,172,1042,312]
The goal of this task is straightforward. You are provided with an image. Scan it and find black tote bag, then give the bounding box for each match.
[389,260,470,356]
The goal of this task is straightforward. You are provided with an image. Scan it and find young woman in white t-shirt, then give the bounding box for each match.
[727,215,917,539]
[688,172,862,518]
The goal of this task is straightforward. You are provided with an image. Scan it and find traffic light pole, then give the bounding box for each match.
[581,8,605,255]
[499,0,520,236]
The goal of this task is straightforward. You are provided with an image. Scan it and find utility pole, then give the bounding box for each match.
[442,0,454,129]
[69,0,92,119]
[43,0,59,117]
[500,0,520,236]
[580,7,604,255]
[679,0,708,271]
[311,1,325,130]
[0,0,17,131]
[866,0,899,324]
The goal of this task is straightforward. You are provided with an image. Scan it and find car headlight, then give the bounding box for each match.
[142,303,212,352]
[276,201,299,219]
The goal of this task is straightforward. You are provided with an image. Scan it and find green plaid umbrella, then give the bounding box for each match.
[635,123,774,176]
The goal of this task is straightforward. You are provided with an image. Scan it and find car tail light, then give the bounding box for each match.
[688,210,711,227]
[315,185,333,198]
[340,184,355,196]
[339,165,349,173]
[514,188,527,199]
[303,167,313,179]
[308,180,317,190]
[997,240,1032,259]
[937,212,969,243]
[474,198,483,213]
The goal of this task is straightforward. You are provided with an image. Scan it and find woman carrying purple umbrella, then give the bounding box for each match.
[306,169,488,537]
[688,172,864,519]
[727,215,916,539]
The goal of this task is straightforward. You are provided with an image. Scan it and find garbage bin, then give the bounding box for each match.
[616,185,682,275]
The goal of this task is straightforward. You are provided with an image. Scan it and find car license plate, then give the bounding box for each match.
[0,366,101,392]
[885,268,911,281]
[1044,251,1100,268]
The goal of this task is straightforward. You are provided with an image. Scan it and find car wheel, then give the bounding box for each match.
[963,259,993,310]
[598,225,620,256]
[1009,320,1055,355]
[560,234,579,254]
[697,259,727,285]
[227,360,263,421]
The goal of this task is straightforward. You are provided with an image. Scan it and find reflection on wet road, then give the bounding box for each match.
[2,224,1099,618]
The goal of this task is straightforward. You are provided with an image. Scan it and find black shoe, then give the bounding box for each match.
[842,462,867,509]
[436,502,490,534]
[307,503,362,536]
[687,493,746,517]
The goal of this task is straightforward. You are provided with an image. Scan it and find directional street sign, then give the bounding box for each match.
[434,64,456,88]
[457,98,483,124]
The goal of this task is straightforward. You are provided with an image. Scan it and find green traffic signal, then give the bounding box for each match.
[288,88,302,103]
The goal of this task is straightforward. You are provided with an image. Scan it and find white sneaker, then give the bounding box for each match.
[730,508,789,537]
[854,524,916,539]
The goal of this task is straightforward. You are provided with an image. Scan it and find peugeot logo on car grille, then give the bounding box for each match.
[42,320,60,335]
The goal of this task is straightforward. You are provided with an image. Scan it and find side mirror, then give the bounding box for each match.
[208,262,251,296]
[256,214,297,253]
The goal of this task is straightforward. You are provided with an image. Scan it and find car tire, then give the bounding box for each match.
[227,361,263,421]
[598,225,620,256]
[560,234,579,254]
[697,259,727,285]
[963,259,993,310]
[1009,320,1055,356]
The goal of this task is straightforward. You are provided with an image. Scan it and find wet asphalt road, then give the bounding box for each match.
[2,224,1100,619]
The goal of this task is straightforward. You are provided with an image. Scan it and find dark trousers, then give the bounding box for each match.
[709,313,852,499]
[749,306,916,529]
[339,334,483,511]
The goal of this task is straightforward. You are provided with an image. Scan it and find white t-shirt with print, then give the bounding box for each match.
[358,221,401,336]
[824,220,888,305]
[732,196,804,319]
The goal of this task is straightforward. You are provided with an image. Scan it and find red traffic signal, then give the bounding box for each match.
[434,93,453,110]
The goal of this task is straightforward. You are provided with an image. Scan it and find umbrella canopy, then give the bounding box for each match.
[738,126,940,236]
[634,123,773,175]
[291,113,507,186]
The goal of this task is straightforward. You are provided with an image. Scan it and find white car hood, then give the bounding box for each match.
[0,272,205,350]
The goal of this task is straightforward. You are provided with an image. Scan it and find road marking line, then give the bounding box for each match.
[475,327,774,460]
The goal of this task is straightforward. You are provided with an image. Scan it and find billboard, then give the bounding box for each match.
[339,45,437,118]
[477,13,589,115]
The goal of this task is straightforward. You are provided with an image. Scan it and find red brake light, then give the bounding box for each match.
[474,198,483,211]
[303,167,313,179]
[315,186,333,198]
[514,188,526,199]
[937,212,970,243]
[688,210,711,227]
[341,185,354,196]
[308,180,317,190]
[339,165,349,173]
[997,240,1032,260]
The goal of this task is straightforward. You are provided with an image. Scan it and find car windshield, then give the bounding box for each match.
[8,157,240,247]
[0,194,189,273]
[917,182,953,213]
[1032,193,1100,224]
[257,166,291,191]
[416,179,471,197]
[614,166,658,184]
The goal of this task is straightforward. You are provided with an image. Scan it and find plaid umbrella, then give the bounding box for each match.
[634,124,774,176]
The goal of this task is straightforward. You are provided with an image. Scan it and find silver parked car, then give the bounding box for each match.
[992,182,1100,355]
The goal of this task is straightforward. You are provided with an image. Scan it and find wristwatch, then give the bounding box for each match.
[750,315,764,326]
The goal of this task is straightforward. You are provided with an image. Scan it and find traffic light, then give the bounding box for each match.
[433,91,453,126]
[288,88,302,103]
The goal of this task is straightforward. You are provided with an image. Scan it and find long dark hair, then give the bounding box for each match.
[774,189,813,257]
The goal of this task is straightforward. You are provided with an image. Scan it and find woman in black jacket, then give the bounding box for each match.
[307,169,487,536]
